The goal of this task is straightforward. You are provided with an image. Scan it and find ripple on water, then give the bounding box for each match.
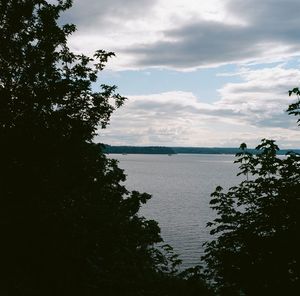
[112,154,243,269]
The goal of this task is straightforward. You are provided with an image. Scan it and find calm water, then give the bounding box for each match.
[110,154,243,269]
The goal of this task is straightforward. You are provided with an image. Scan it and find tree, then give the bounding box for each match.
[0,1,213,295]
[203,95,300,294]
[0,1,192,295]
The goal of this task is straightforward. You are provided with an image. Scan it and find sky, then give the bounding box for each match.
[61,0,300,148]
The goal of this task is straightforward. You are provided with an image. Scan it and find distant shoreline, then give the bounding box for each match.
[102,145,300,155]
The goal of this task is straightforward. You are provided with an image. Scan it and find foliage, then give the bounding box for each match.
[203,132,300,293]
[0,1,213,295]
[288,87,300,125]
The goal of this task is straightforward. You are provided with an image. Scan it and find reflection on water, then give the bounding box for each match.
[111,154,243,269]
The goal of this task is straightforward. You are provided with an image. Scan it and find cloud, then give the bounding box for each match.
[226,0,300,26]
[62,0,300,70]
[59,0,232,69]
[56,1,300,146]
[61,0,162,67]
[128,0,300,69]
[216,66,300,126]
[97,66,300,147]
[62,0,157,30]
[48,1,300,148]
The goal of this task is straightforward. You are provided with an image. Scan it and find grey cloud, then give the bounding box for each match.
[221,84,290,95]
[127,97,264,126]
[127,96,245,119]
[97,65,300,146]
[227,0,300,43]
[61,0,157,30]
[126,22,261,68]
[97,89,298,146]
[126,0,300,68]
[131,101,201,115]
[256,112,296,129]
[227,0,300,25]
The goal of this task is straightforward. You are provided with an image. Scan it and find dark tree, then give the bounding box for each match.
[0,1,209,295]
[0,1,213,295]
[288,87,300,125]
[203,95,300,294]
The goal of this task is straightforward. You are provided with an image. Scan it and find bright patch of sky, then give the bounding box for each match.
[99,65,242,103]
[60,0,300,148]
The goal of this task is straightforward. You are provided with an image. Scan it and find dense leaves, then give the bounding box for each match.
[203,136,300,294]
[288,87,300,125]
[0,1,213,295]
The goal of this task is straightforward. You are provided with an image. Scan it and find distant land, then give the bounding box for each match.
[103,145,300,155]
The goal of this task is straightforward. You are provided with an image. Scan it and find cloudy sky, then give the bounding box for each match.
[62,0,300,148]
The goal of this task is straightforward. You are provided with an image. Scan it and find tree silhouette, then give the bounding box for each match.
[0,1,214,295]
[203,95,300,294]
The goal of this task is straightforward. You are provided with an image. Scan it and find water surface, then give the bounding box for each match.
[111,154,243,268]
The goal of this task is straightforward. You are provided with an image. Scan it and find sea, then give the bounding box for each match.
[110,154,244,269]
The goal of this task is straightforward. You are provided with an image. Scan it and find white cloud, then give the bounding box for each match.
[58,0,300,147]
[97,66,300,147]
[216,66,300,123]
[62,0,300,70]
